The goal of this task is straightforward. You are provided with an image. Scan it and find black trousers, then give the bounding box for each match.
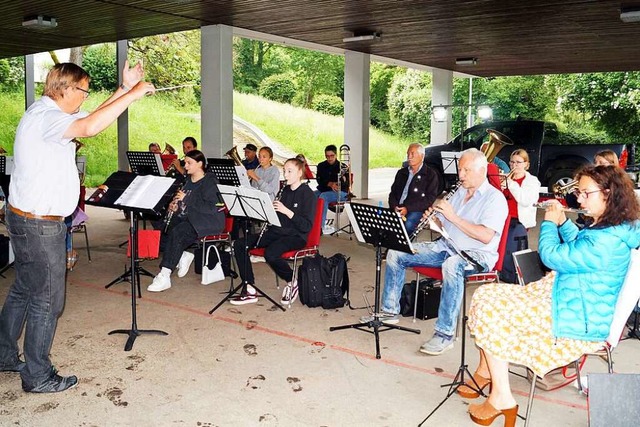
[160,216,198,271]
[233,229,306,284]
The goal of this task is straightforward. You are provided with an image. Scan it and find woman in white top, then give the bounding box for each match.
[503,149,541,229]
[247,147,280,200]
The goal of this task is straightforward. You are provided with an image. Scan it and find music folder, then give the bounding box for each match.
[512,249,546,286]
[217,184,280,226]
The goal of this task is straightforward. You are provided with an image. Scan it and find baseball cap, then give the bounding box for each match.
[244,144,257,152]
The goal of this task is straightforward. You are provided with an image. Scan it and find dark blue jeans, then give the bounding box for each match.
[0,209,67,386]
[160,216,198,271]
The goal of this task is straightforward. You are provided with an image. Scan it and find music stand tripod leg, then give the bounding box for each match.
[209,217,286,314]
[330,246,420,359]
[418,282,485,426]
[108,211,167,351]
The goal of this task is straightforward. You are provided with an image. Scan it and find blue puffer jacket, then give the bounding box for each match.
[538,219,640,341]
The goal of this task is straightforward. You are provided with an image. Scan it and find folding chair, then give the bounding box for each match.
[521,248,640,426]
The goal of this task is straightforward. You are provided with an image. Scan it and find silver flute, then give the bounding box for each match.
[255,185,286,247]
[409,181,462,241]
[533,202,589,215]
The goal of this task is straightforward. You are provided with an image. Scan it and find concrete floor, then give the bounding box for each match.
[1,194,640,426]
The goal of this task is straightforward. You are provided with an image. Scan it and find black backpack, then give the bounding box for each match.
[298,253,349,309]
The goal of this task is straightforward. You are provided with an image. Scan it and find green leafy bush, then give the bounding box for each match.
[82,44,117,91]
[258,73,297,104]
[0,57,24,92]
[311,94,344,116]
[370,63,397,132]
[388,70,432,141]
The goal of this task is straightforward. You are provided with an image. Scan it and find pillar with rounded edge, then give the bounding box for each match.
[430,68,453,146]
[201,24,233,158]
[344,51,370,200]
[116,40,129,171]
[24,54,35,109]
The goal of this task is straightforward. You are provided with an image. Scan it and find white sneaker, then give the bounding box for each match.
[280,281,299,305]
[322,225,335,235]
[230,284,258,305]
[250,255,265,263]
[177,251,195,278]
[147,274,171,292]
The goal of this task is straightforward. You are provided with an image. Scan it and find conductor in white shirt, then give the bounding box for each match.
[0,62,154,393]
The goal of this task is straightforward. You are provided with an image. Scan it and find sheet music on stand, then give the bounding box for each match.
[217,184,280,226]
[127,151,165,176]
[114,175,175,210]
[345,202,414,254]
[440,151,463,176]
[0,156,14,175]
[207,159,251,187]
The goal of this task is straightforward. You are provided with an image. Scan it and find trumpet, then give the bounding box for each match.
[533,202,589,215]
[552,179,579,198]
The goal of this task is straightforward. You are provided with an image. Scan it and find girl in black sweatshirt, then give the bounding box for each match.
[231,158,317,305]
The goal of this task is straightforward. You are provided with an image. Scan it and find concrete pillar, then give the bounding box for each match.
[24,54,35,109]
[344,51,370,199]
[430,68,453,146]
[201,25,233,158]
[116,40,129,171]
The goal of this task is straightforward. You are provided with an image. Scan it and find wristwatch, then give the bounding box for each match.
[120,83,130,92]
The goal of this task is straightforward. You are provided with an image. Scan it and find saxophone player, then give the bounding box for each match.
[362,149,507,356]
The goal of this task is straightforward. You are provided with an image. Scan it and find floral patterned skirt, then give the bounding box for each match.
[467,272,604,377]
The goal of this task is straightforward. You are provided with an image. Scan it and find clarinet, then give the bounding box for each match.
[162,183,184,233]
[255,185,286,247]
[409,181,462,241]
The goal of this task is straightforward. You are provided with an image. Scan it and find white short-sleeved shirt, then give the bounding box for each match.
[432,179,508,269]
[9,96,87,216]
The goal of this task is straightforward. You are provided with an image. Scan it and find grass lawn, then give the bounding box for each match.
[0,91,411,187]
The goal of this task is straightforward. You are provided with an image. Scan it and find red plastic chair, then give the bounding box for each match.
[199,213,234,289]
[248,198,324,293]
[412,214,510,322]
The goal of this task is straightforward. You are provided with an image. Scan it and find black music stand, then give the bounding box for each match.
[127,151,165,176]
[209,184,286,313]
[86,171,179,351]
[330,202,421,359]
[0,156,11,200]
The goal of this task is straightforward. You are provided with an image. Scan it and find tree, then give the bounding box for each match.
[288,48,343,107]
[370,63,398,132]
[82,43,117,91]
[555,72,640,141]
[387,69,432,141]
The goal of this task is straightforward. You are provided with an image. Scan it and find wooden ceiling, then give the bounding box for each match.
[2,0,640,77]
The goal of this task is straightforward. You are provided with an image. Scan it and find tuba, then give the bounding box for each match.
[481,129,514,162]
[225,146,243,166]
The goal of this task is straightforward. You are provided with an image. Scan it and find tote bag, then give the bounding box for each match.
[202,244,225,285]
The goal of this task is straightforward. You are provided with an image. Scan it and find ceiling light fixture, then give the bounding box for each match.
[343,32,381,43]
[455,57,478,66]
[620,6,640,22]
[22,15,58,29]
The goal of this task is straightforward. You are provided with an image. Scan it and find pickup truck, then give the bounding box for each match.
[424,119,632,191]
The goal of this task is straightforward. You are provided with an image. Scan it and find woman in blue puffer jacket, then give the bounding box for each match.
[462,165,640,427]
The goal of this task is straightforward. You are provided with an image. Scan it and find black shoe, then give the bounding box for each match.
[0,358,26,373]
[22,368,78,393]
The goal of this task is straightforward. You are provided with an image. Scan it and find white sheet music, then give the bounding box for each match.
[218,184,281,227]
[235,166,252,188]
[114,175,174,209]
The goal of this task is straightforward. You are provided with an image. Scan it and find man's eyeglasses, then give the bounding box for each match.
[75,87,90,98]
[509,160,525,165]
[572,188,603,199]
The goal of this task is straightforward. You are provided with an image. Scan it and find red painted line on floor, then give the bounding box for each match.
[72,279,588,411]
